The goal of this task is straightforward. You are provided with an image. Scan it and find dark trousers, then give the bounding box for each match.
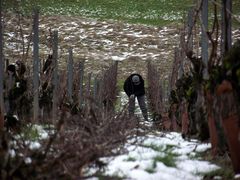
[129,95,148,121]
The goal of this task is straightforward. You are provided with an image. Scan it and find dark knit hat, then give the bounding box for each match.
[132,75,140,85]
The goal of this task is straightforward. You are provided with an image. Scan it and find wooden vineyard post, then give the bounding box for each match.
[67,48,73,102]
[33,9,39,123]
[93,76,99,102]
[52,30,58,122]
[187,8,194,52]
[0,0,4,130]
[178,30,185,79]
[201,0,209,80]
[86,73,92,98]
[170,48,179,90]
[221,0,232,55]
[78,61,84,108]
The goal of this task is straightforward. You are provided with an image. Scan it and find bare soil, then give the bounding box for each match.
[4,13,240,82]
[4,13,182,82]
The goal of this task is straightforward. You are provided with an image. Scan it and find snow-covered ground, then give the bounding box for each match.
[88,92,220,180]
[95,132,219,180]
[10,117,223,180]
[7,92,221,180]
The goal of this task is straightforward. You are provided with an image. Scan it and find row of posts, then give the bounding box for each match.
[170,0,232,86]
[0,8,119,127]
[0,0,4,129]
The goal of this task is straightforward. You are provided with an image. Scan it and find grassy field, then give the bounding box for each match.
[4,0,240,26]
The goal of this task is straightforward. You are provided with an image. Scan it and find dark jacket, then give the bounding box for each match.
[123,74,145,97]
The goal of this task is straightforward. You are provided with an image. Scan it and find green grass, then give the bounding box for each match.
[145,152,178,173]
[201,168,234,180]
[124,156,137,162]
[145,166,156,174]
[21,125,42,141]
[153,153,177,168]
[96,174,126,180]
[20,124,51,141]
[143,143,179,173]
[192,149,235,180]
[3,0,193,26]
[4,0,240,26]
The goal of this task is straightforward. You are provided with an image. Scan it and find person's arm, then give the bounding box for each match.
[123,78,132,97]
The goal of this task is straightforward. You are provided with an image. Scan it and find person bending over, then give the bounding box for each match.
[123,73,148,121]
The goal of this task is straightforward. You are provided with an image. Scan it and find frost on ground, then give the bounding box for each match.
[100,132,219,180]
[84,92,220,180]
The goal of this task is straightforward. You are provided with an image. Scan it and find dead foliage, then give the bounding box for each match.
[0,97,140,179]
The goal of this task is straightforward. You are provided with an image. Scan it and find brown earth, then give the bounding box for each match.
[3,13,240,83]
[3,13,181,83]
